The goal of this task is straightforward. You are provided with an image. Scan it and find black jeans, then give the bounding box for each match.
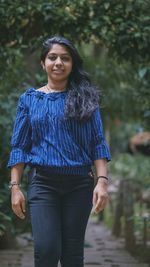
[27,167,94,267]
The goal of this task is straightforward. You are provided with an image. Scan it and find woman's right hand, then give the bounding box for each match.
[11,186,26,219]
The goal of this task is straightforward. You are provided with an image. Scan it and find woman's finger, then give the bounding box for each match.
[92,191,98,206]
[12,203,25,219]
[94,196,103,211]
[21,198,26,213]
[94,195,108,213]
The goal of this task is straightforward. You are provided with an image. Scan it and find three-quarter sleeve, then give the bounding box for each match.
[91,108,111,162]
[7,95,32,167]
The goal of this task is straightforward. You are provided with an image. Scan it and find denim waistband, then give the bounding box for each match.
[29,164,92,177]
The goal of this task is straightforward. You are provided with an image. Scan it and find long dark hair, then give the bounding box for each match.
[41,36,100,121]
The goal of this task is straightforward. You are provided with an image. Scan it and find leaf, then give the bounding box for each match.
[21,18,29,27]
[138,68,147,79]
[0,224,6,230]
[0,230,5,236]
[104,3,110,10]
[0,212,12,221]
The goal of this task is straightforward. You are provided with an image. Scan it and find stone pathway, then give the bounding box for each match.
[84,219,149,267]
[0,218,149,267]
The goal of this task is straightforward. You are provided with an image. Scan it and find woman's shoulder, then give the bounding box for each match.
[23,87,36,96]
[18,88,38,106]
[19,87,35,98]
[20,87,46,99]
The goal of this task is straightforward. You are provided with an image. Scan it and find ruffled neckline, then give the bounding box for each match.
[25,88,67,100]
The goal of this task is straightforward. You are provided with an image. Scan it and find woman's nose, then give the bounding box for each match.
[55,57,63,66]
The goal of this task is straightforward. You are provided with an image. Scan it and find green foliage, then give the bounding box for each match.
[109,122,141,155]
[89,0,150,63]
[1,0,150,62]
[0,0,94,50]
[84,49,139,119]
[81,44,150,129]
[133,65,150,128]
[0,51,29,184]
[0,52,29,239]
[0,186,12,236]
[109,153,150,185]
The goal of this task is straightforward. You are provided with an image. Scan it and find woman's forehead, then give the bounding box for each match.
[48,44,70,55]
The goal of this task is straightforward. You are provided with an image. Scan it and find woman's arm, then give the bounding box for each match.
[8,93,32,219]
[90,108,111,213]
[11,163,24,184]
[7,93,32,168]
[94,158,108,181]
[10,163,26,219]
[92,159,109,213]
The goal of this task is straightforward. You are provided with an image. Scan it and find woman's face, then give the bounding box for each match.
[42,44,73,83]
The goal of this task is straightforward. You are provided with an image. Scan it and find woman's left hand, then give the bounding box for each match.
[92,181,109,214]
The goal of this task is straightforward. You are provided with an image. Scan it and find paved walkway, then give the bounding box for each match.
[0,218,149,267]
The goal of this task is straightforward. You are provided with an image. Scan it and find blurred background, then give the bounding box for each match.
[0,0,150,265]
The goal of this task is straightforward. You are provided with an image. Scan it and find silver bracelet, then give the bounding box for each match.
[8,181,21,190]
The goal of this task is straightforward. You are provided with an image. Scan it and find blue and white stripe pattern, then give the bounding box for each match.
[7,88,111,176]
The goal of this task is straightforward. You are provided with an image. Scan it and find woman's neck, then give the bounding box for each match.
[47,79,67,91]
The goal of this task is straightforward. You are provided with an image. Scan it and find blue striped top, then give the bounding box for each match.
[7,88,111,176]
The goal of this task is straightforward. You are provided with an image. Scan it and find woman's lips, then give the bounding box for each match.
[53,69,64,73]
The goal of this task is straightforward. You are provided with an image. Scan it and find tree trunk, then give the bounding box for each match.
[112,179,124,237]
[123,179,135,252]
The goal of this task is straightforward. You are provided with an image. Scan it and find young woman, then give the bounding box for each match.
[8,36,111,267]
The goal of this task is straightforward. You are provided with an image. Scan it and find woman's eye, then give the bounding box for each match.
[61,56,70,62]
[47,55,71,62]
[48,56,57,61]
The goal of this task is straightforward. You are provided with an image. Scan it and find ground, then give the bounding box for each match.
[0,217,149,267]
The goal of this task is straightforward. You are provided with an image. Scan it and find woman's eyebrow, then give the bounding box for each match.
[47,52,70,56]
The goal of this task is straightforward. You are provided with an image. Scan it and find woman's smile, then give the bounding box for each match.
[52,69,64,73]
